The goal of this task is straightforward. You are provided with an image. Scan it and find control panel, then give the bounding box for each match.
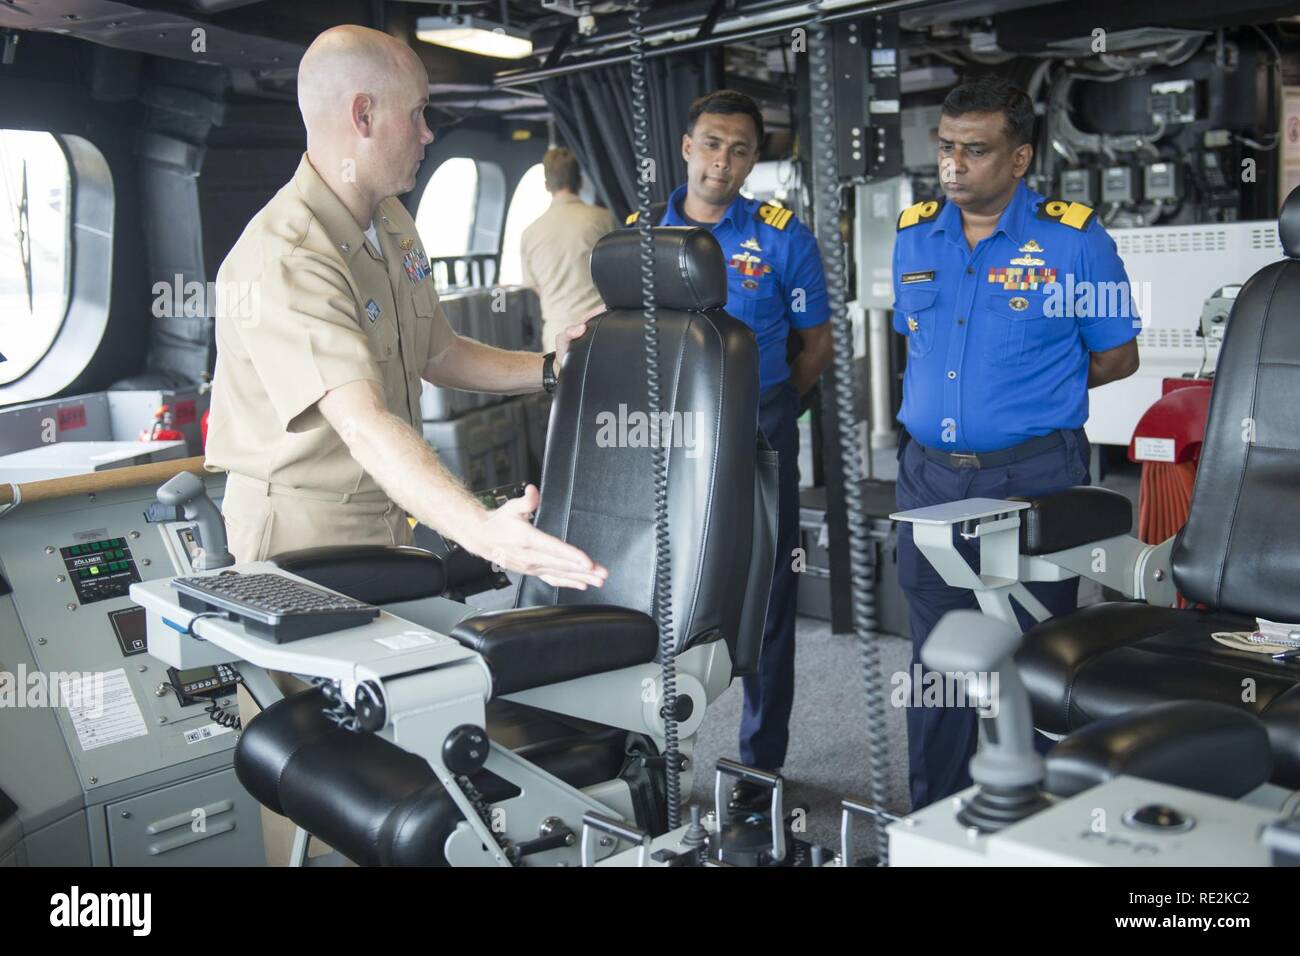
[60,536,140,604]
[889,776,1277,866]
[166,662,241,706]
[1,492,243,790]
[0,468,265,864]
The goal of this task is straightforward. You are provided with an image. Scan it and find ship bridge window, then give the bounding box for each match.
[0,130,71,386]
[416,157,506,288]
[498,163,549,286]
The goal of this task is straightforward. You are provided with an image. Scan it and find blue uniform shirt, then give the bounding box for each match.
[648,184,829,391]
[891,180,1140,452]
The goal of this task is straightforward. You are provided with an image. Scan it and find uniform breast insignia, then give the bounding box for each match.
[400,237,414,251]
[988,266,1057,290]
[743,279,759,289]
[1035,199,1095,230]
[901,270,936,284]
[897,198,945,230]
[741,237,763,252]
[907,316,920,332]
[402,247,432,283]
[756,202,794,230]
[365,299,382,324]
[730,251,772,278]
[1009,296,1029,312]
[1011,239,1045,265]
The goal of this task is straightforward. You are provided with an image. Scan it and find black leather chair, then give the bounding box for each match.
[233,227,779,865]
[1018,188,1300,789]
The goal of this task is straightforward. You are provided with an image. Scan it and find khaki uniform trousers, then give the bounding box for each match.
[223,473,414,865]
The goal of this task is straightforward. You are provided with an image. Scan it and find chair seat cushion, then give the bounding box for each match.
[1043,701,1273,799]
[235,689,635,866]
[1019,602,1300,787]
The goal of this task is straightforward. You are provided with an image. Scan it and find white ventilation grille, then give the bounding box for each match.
[1115,229,1228,256]
[1251,226,1281,250]
[1136,329,1218,351]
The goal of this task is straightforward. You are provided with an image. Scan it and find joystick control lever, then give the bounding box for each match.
[156,472,235,570]
[921,610,1048,832]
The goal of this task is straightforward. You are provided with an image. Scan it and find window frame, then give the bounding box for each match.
[0,133,114,407]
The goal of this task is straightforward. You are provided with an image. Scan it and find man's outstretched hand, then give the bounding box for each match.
[458,484,609,590]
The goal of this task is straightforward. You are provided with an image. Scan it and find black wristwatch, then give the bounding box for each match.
[542,351,558,394]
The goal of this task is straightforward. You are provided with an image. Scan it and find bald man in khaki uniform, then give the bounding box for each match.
[205,25,607,865]
[208,166,450,557]
[520,148,617,352]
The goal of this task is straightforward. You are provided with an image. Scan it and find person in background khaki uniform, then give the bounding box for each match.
[204,24,607,865]
[519,148,618,351]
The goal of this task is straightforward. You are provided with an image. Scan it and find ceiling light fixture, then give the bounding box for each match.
[416,15,534,60]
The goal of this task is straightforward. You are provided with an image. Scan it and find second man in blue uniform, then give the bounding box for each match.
[629,90,832,805]
[892,75,1141,811]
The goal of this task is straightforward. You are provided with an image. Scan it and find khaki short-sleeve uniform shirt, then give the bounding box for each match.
[205,154,455,561]
[519,195,617,352]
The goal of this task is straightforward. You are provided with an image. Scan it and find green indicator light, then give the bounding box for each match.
[89,566,99,575]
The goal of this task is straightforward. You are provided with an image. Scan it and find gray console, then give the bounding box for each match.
[0,468,265,865]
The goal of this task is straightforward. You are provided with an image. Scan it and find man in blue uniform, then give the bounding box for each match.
[629,90,832,806]
[892,75,1140,810]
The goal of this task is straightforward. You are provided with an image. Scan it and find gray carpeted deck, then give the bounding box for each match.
[685,616,913,854]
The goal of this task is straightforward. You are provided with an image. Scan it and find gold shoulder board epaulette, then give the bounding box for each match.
[625,211,640,225]
[897,199,944,230]
[1036,198,1095,230]
[756,201,794,231]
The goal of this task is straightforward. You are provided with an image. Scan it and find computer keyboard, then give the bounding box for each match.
[171,572,380,643]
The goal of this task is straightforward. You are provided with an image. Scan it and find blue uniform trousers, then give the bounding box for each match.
[896,427,1091,811]
[739,382,802,770]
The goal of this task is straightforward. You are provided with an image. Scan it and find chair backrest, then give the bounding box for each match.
[1172,186,1300,621]
[517,227,778,674]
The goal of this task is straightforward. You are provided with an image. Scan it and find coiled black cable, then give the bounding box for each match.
[628,0,681,831]
[807,4,891,864]
[204,696,241,730]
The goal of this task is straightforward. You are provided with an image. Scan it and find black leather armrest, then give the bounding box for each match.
[1044,701,1273,799]
[1011,486,1132,556]
[451,605,659,696]
[269,545,446,605]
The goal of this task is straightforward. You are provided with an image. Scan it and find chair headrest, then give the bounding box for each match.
[1281,185,1300,258]
[592,227,727,312]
